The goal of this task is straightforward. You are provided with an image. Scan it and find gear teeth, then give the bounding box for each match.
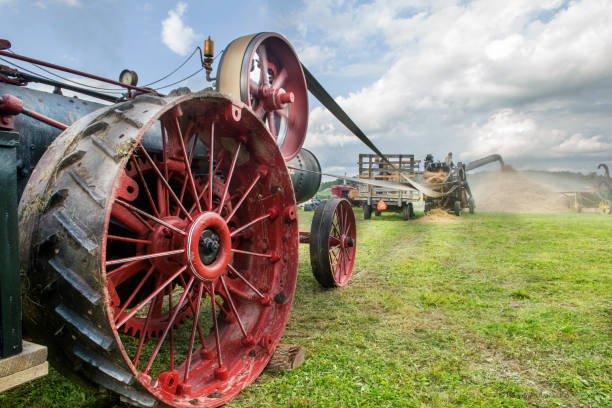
[55,304,114,351]
[73,345,133,385]
[48,256,101,305]
[53,210,98,254]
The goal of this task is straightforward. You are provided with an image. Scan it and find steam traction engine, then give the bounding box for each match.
[0,33,356,407]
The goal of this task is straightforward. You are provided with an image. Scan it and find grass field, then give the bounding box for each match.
[2,209,611,407]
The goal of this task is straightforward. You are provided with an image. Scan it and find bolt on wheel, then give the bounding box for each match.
[310,198,356,287]
[20,92,299,407]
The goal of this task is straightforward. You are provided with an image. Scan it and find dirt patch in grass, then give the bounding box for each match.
[416,208,462,223]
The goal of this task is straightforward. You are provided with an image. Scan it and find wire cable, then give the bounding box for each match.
[153,67,204,91]
[141,47,199,87]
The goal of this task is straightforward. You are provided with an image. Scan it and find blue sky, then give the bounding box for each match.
[2,0,611,176]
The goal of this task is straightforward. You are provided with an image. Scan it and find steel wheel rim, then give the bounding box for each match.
[327,200,356,286]
[103,94,298,406]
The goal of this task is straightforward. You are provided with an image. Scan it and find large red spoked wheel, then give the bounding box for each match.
[19,91,299,407]
[310,198,356,287]
[217,32,308,162]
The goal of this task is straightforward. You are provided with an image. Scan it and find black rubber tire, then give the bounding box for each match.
[18,92,299,408]
[402,203,415,220]
[375,210,381,216]
[424,201,431,214]
[468,198,475,214]
[454,200,462,216]
[310,198,356,288]
[363,203,371,219]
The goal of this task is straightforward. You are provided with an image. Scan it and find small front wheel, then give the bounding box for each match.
[310,198,357,287]
[363,203,371,220]
[454,200,462,216]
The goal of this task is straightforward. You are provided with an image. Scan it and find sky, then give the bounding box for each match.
[1,0,611,176]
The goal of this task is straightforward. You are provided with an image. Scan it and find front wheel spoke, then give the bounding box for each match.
[116,199,186,236]
[328,236,341,247]
[220,276,249,339]
[227,264,265,298]
[231,248,272,258]
[106,259,146,281]
[116,265,187,329]
[184,282,204,382]
[230,213,271,237]
[107,234,152,245]
[105,248,184,267]
[113,265,155,323]
[144,276,195,375]
[111,204,152,235]
[190,158,224,213]
[132,158,161,218]
[208,122,215,211]
[133,297,156,368]
[218,143,242,214]
[210,284,224,368]
[177,275,207,347]
[225,174,261,222]
[169,116,201,213]
[138,143,193,221]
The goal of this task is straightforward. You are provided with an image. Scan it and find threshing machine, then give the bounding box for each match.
[0,33,361,407]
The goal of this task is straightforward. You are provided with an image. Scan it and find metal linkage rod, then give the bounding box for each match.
[0,49,159,95]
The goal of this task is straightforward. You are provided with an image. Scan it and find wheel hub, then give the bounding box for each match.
[198,229,220,265]
[186,212,232,281]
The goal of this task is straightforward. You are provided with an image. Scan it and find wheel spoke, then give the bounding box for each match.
[189,157,225,214]
[133,296,157,368]
[133,158,161,218]
[227,264,265,298]
[220,276,249,339]
[115,265,187,329]
[111,204,152,235]
[272,68,287,89]
[267,112,277,139]
[257,45,270,86]
[168,286,175,371]
[231,248,272,258]
[105,248,184,266]
[144,276,195,375]
[230,213,271,237]
[138,143,193,221]
[208,122,215,211]
[116,199,186,236]
[169,116,202,213]
[107,235,152,245]
[218,143,241,214]
[113,265,155,323]
[106,259,147,281]
[184,282,204,382]
[210,284,224,369]
[225,174,261,222]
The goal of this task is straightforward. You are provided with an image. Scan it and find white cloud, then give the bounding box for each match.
[161,2,202,56]
[57,0,82,6]
[289,0,612,173]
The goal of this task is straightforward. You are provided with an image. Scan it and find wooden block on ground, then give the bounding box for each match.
[0,341,48,392]
[266,344,306,371]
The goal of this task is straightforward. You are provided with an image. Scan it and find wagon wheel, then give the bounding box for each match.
[217,32,308,161]
[310,198,356,287]
[19,92,299,408]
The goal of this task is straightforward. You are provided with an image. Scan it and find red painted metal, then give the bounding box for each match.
[241,33,308,161]
[0,93,68,130]
[328,200,356,286]
[102,96,299,406]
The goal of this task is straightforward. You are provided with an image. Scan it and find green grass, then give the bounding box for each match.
[2,210,611,407]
